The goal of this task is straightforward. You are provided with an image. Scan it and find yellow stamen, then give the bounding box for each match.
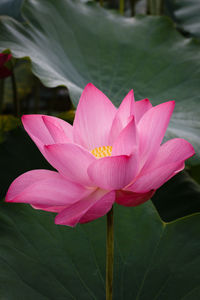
[91,146,112,158]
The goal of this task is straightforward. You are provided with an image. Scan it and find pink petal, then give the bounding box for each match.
[137,101,175,169]
[79,192,115,224]
[128,161,184,193]
[55,189,115,227]
[150,138,195,167]
[109,90,135,144]
[5,169,91,206]
[22,115,73,156]
[73,83,117,150]
[128,138,195,193]
[112,116,138,156]
[87,155,137,190]
[135,98,152,123]
[79,190,115,223]
[31,204,67,213]
[6,169,56,200]
[42,116,72,143]
[116,190,155,207]
[44,143,95,186]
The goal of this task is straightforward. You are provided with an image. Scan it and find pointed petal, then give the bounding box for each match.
[22,115,53,153]
[112,116,138,156]
[6,169,56,200]
[55,189,115,227]
[22,114,73,156]
[128,161,184,193]
[87,155,137,190]
[109,90,135,144]
[150,138,195,168]
[5,169,91,206]
[128,138,195,193]
[137,101,175,168]
[116,190,155,207]
[42,116,72,143]
[135,98,152,123]
[44,143,95,186]
[73,83,116,150]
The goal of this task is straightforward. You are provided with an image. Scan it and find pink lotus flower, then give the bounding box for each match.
[0,53,12,79]
[5,83,195,226]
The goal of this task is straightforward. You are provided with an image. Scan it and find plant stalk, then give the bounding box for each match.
[130,0,136,16]
[106,206,114,300]
[147,0,163,15]
[100,0,104,7]
[119,0,124,15]
[11,72,20,117]
[34,77,40,114]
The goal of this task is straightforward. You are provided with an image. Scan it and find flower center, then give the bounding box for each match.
[91,146,112,158]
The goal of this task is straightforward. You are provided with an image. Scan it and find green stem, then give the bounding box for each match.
[0,79,5,114]
[11,72,20,117]
[34,78,40,114]
[119,0,124,15]
[158,0,164,15]
[130,0,136,16]
[100,0,103,7]
[147,0,163,15]
[106,206,114,300]
[146,0,151,14]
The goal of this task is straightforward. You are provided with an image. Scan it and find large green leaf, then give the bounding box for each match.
[0,0,23,21]
[0,0,199,163]
[152,170,200,222]
[188,164,200,185]
[165,0,200,38]
[0,200,200,299]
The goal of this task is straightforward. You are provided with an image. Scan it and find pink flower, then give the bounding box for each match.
[5,83,195,226]
[0,53,12,79]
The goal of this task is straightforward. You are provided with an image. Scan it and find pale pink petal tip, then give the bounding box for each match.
[5,169,89,207]
[127,138,195,194]
[134,98,152,122]
[73,83,116,149]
